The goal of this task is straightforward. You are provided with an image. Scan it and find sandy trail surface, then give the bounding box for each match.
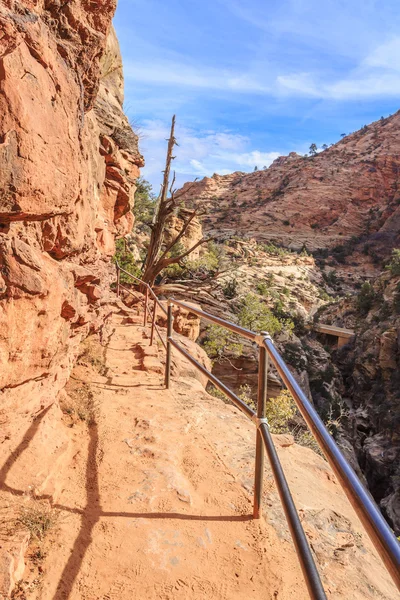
[27,314,398,600]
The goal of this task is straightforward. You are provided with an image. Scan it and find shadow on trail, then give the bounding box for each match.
[52,414,101,600]
[0,404,52,495]
[51,413,250,599]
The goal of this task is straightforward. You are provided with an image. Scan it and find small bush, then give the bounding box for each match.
[207,384,227,401]
[256,281,268,296]
[357,281,375,314]
[238,293,293,335]
[223,278,238,299]
[266,391,297,433]
[238,384,254,407]
[133,177,156,230]
[386,248,400,276]
[393,283,400,313]
[113,238,142,283]
[202,325,243,361]
[17,502,58,541]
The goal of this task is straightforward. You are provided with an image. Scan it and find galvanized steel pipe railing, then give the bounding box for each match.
[114,266,400,595]
[166,297,400,594]
[263,336,400,591]
[166,299,327,600]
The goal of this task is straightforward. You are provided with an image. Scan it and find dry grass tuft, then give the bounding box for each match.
[16,501,58,541]
[77,338,107,376]
[60,384,98,426]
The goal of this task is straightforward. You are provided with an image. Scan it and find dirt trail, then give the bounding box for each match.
[28,315,300,600]
[27,314,398,600]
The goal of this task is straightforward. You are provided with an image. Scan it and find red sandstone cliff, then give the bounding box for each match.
[0,0,141,554]
[178,113,400,257]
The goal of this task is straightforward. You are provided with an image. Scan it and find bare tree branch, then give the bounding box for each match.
[159,237,209,269]
[157,210,199,263]
[141,116,209,287]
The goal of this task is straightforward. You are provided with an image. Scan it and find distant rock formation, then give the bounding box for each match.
[178,113,400,258]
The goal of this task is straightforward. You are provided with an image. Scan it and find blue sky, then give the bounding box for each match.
[113,0,400,190]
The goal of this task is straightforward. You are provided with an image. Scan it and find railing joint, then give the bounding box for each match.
[252,416,269,429]
[255,331,273,346]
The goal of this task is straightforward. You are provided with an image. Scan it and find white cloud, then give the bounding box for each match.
[125,40,400,104]
[124,60,270,94]
[276,54,400,100]
[230,150,281,168]
[363,37,400,71]
[137,119,281,188]
[276,73,321,97]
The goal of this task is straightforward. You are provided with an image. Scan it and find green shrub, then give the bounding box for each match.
[238,384,254,407]
[357,281,375,314]
[237,293,293,335]
[256,281,268,296]
[133,178,156,230]
[113,239,142,283]
[266,390,297,433]
[386,248,400,276]
[394,284,400,313]
[223,278,238,299]
[202,325,243,361]
[186,251,220,277]
[259,242,292,257]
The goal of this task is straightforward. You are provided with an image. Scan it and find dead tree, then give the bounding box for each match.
[141,115,208,286]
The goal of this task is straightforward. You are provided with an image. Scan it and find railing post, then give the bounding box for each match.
[253,336,268,518]
[143,286,149,327]
[165,303,173,389]
[150,297,157,346]
[116,266,120,297]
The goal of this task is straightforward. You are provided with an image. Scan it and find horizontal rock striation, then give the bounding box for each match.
[178,113,400,257]
[0,1,142,591]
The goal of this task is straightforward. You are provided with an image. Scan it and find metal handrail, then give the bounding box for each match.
[116,262,167,315]
[264,337,400,589]
[114,264,400,597]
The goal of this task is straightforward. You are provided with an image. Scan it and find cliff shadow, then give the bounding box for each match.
[52,413,101,600]
[0,404,52,496]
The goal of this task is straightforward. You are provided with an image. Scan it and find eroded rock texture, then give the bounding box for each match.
[314,272,400,535]
[178,113,400,257]
[0,2,142,590]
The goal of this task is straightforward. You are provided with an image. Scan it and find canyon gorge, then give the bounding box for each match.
[0,1,399,598]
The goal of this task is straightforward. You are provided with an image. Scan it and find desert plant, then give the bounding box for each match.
[202,325,243,361]
[357,281,375,314]
[223,278,238,299]
[238,384,254,407]
[113,238,142,283]
[237,293,286,335]
[17,502,58,541]
[133,177,156,230]
[309,143,318,156]
[266,390,297,433]
[386,248,400,276]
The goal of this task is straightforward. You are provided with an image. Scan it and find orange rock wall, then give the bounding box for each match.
[0,0,141,504]
[179,113,400,255]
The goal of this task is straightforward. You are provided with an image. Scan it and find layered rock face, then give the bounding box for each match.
[317,272,400,534]
[0,0,141,523]
[178,113,400,257]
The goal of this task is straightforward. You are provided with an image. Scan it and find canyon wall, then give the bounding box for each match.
[178,113,400,259]
[0,0,141,507]
[312,271,400,535]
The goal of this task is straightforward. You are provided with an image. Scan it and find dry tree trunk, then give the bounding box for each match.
[141,115,209,287]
